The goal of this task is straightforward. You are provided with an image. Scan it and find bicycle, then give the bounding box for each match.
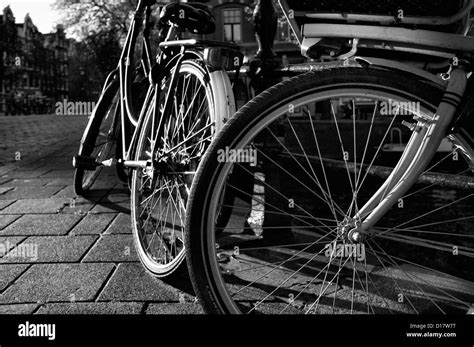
[73,0,242,277]
[185,0,474,314]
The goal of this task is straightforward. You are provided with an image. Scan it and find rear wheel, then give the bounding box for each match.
[186,68,474,314]
[74,81,120,196]
[131,60,226,277]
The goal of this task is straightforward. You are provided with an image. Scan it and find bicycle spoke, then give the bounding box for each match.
[188,74,474,314]
[307,108,341,224]
[227,165,336,233]
[232,228,338,299]
[368,240,455,313]
[371,193,474,240]
[249,234,343,313]
[364,242,419,313]
[286,115,341,222]
[254,148,346,220]
[132,61,215,274]
[329,103,356,212]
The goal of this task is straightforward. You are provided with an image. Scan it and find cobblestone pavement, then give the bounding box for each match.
[0,115,203,315]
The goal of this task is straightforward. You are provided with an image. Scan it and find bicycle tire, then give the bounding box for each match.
[185,67,474,314]
[131,59,234,277]
[74,80,120,196]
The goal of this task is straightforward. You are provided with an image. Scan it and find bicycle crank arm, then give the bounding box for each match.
[355,68,469,237]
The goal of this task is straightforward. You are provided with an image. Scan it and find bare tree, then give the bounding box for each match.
[53,0,139,83]
[53,0,134,41]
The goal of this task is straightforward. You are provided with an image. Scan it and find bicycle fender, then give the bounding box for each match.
[355,56,447,87]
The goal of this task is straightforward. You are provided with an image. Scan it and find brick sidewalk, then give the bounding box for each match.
[0,115,202,315]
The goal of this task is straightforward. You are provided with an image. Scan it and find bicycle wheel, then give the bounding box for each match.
[74,80,120,196]
[186,67,474,314]
[131,60,229,277]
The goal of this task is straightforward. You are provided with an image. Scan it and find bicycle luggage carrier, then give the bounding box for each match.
[280,0,474,60]
[290,0,464,17]
[286,0,472,34]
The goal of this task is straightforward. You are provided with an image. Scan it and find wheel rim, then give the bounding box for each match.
[133,62,215,275]
[201,86,474,314]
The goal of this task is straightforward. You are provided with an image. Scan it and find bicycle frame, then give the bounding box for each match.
[97,0,155,167]
[275,0,474,238]
[108,0,210,167]
[357,67,469,235]
[105,1,241,171]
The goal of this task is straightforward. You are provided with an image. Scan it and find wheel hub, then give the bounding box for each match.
[337,218,366,243]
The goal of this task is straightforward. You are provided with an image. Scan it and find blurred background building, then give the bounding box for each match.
[0,5,70,115]
[204,0,301,65]
[0,0,303,116]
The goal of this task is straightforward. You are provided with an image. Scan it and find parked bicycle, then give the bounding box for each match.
[185,0,474,314]
[73,0,242,277]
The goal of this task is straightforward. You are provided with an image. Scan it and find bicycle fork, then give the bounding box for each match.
[348,66,469,242]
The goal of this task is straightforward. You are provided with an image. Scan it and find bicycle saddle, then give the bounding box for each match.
[159,3,216,35]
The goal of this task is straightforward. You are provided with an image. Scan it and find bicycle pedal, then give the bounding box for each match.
[72,155,101,170]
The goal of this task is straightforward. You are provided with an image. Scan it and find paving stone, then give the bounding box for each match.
[0,264,29,291]
[70,213,116,235]
[44,149,78,158]
[0,115,88,177]
[45,178,77,186]
[0,215,21,230]
[146,303,204,315]
[0,178,12,185]
[0,236,97,264]
[89,202,130,214]
[0,263,115,303]
[0,186,62,200]
[73,196,107,204]
[0,198,70,214]
[58,193,113,214]
[59,199,96,214]
[16,160,49,170]
[1,178,54,187]
[97,263,180,302]
[0,214,82,236]
[41,155,75,163]
[99,194,130,204]
[0,200,15,211]
[37,163,73,171]
[82,182,118,192]
[0,187,14,195]
[105,213,131,234]
[51,186,75,198]
[83,235,137,262]
[1,168,52,179]
[46,147,80,158]
[0,304,39,314]
[74,192,109,201]
[0,236,26,256]
[35,302,143,315]
[40,170,74,178]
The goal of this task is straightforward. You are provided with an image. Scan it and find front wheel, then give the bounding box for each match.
[186,67,474,314]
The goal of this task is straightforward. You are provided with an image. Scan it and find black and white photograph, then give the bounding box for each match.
[0,0,473,345]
